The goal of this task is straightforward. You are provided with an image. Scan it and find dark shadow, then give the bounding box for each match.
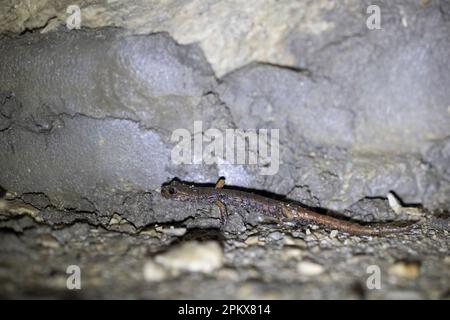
[180,227,225,242]
[0,185,6,198]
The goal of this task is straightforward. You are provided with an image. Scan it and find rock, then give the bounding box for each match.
[283,248,303,260]
[216,268,239,281]
[0,199,42,222]
[388,262,420,280]
[329,230,338,238]
[143,260,168,282]
[283,236,307,249]
[158,226,187,237]
[108,213,137,233]
[267,231,284,241]
[296,261,325,276]
[155,241,223,273]
[283,235,296,245]
[290,231,306,238]
[37,233,60,249]
[244,236,261,246]
[139,227,159,237]
[109,213,125,226]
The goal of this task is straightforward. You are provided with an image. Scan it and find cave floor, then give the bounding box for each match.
[1,200,448,299]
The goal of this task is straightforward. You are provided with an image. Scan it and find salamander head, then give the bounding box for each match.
[161,180,201,201]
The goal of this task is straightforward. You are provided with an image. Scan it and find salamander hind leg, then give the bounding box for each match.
[215,200,228,226]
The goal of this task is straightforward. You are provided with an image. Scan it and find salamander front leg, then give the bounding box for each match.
[215,177,226,189]
[215,200,228,226]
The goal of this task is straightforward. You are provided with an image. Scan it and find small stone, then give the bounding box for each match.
[109,213,125,225]
[233,241,249,248]
[284,236,307,248]
[155,240,223,273]
[330,230,338,238]
[216,268,239,281]
[1,199,43,222]
[314,232,327,240]
[310,245,320,253]
[143,260,167,282]
[283,248,303,260]
[305,228,311,235]
[244,236,260,246]
[283,235,296,245]
[267,231,283,241]
[343,239,353,245]
[305,234,317,242]
[296,261,325,276]
[108,213,136,233]
[388,262,420,279]
[37,234,60,249]
[139,227,159,237]
[109,222,136,234]
[290,231,306,238]
[294,238,307,248]
[160,226,187,237]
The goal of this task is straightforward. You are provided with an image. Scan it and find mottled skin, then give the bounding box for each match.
[161,180,418,236]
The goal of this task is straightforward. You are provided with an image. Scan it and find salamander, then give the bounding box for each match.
[160,178,419,236]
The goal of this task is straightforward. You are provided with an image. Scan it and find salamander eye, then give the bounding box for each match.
[168,187,177,195]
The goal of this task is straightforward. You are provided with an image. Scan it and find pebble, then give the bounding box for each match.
[139,227,159,237]
[304,234,317,242]
[216,268,239,281]
[143,260,168,282]
[1,200,43,222]
[283,235,296,245]
[283,236,307,248]
[296,261,325,276]
[267,231,283,241]
[329,230,338,238]
[111,223,136,234]
[290,231,306,238]
[109,213,125,225]
[108,213,136,233]
[159,226,187,237]
[283,248,303,260]
[155,240,223,273]
[388,261,420,279]
[37,234,60,249]
[244,236,261,246]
